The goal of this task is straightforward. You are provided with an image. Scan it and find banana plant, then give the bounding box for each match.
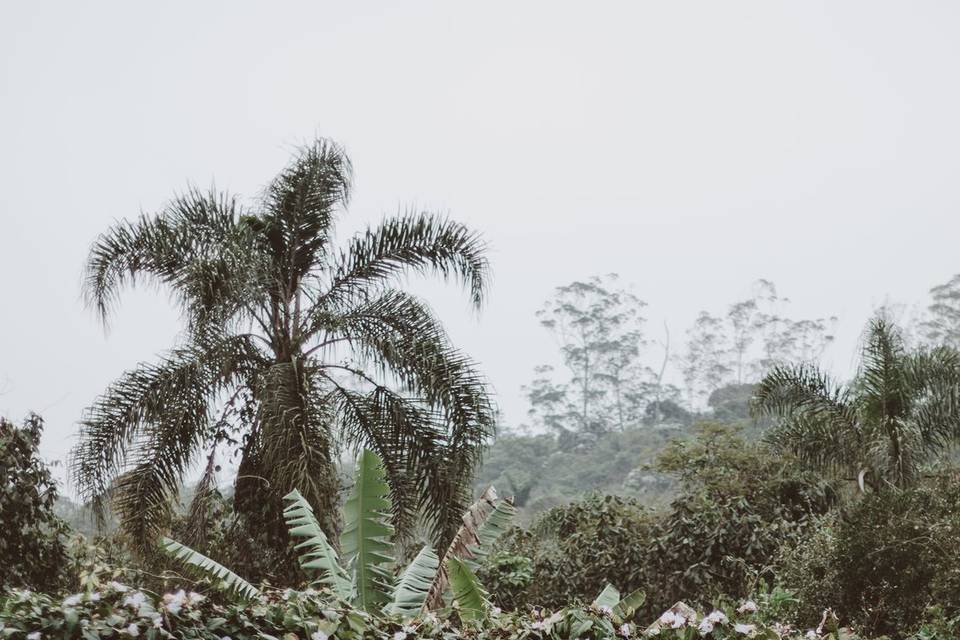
[163,448,515,620]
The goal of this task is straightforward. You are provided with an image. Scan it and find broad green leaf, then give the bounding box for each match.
[161,537,260,600]
[383,546,440,618]
[282,489,353,600]
[447,557,488,623]
[340,449,395,610]
[613,588,646,619]
[591,583,620,609]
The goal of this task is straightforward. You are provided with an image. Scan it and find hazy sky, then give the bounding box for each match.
[3,1,960,487]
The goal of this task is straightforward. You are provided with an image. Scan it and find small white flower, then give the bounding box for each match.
[152,616,163,629]
[657,611,679,626]
[392,632,407,640]
[310,632,328,640]
[530,620,548,631]
[706,610,727,624]
[162,590,187,615]
[108,581,129,593]
[123,591,148,612]
[736,600,758,614]
[187,591,204,606]
[63,594,82,607]
[89,592,101,602]
[491,606,502,616]
[734,623,757,635]
[599,605,613,616]
[27,633,41,640]
[619,622,633,637]
[805,632,819,639]
[698,619,714,635]
[126,623,139,637]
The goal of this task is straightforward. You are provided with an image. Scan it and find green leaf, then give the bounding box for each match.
[447,557,488,623]
[383,546,440,618]
[340,449,395,611]
[161,537,260,600]
[591,583,620,610]
[613,588,646,619]
[467,496,517,569]
[282,489,353,600]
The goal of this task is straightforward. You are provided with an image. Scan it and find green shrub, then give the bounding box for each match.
[485,424,837,617]
[0,415,69,593]
[831,479,960,637]
[0,583,867,639]
[481,493,658,612]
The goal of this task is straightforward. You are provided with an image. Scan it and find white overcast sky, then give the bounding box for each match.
[2,1,960,487]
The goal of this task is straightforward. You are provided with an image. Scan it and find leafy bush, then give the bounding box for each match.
[650,423,837,611]
[485,424,837,617]
[481,493,658,612]
[0,583,869,640]
[0,414,69,593]
[788,477,960,638]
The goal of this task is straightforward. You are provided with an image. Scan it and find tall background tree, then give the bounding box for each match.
[920,272,960,347]
[525,274,664,436]
[72,139,495,571]
[752,316,960,490]
[680,280,836,405]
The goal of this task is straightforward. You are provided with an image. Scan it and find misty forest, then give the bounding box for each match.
[6,5,960,640]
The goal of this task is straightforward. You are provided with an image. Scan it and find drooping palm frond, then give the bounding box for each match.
[84,189,254,328]
[592,584,621,609]
[282,489,353,600]
[162,537,260,600]
[341,449,395,610]
[71,333,261,540]
[323,211,489,310]
[383,546,440,618]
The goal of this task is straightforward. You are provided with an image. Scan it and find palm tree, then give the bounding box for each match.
[752,316,960,490]
[72,138,495,556]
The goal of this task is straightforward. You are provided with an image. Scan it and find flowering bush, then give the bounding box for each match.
[0,586,874,640]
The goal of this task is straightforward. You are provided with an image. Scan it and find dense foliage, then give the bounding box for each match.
[482,425,836,618]
[0,584,885,640]
[754,316,960,489]
[0,415,69,593]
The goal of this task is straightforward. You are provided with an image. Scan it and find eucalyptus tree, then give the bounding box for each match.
[529,274,652,435]
[752,316,960,490]
[920,272,960,347]
[72,138,495,553]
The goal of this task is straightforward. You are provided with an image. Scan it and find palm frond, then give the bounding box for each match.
[282,489,353,599]
[83,188,247,326]
[262,139,352,283]
[323,211,489,309]
[162,537,260,600]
